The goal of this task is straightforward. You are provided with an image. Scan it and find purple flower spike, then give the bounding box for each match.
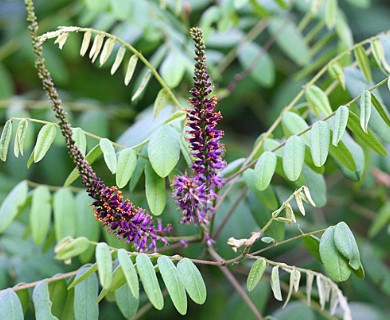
[90,179,169,252]
[172,27,225,225]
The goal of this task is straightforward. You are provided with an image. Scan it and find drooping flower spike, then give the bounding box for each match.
[172,27,226,225]
[25,0,168,252]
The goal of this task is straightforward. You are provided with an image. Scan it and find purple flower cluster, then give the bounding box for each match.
[89,179,169,252]
[172,27,225,225]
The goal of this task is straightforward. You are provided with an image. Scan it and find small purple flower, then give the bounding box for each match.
[89,178,169,252]
[172,27,225,225]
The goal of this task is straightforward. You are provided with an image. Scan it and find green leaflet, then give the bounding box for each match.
[359,90,371,133]
[115,284,139,318]
[237,42,275,87]
[0,119,13,161]
[116,148,137,188]
[147,125,180,178]
[281,112,310,143]
[145,162,166,215]
[74,267,99,320]
[55,236,90,260]
[89,34,104,63]
[117,249,139,299]
[160,51,186,88]
[329,140,356,171]
[325,0,337,29]
[370,92,390,127]
[283,136,305,181]
[270,266,282,301]
[347,111,387,156]
[268,17,310,66]
[368,202,390,238]
[331,105,349,146]
[0,288,24,320]
[14,119,28,157]
[136,254,164,310]
[243,169,278,211]
[95,242,113,290]
[319,227,351,282]
[64,144,102,187]
[371,39,390,73]
[68,264,98,289]
[99,138,117,174]
[132,71,151,101]
[80,31,91,57]
[254,151,277,191]
[305,85,332,116]
[124,55,138,86]
[30,186,52,245]
[97,265,127,302]
[301,235,321,261]
[154,88,170,118]
[158,256,187,315]
[310,121,330,167]
[328,62,345,89]
[0,181,28,233]
[99,38,115,67]
[34,124,57,163]
[354,45,372,82]
[75,192,101,262]
[334,222,361,270]
[110,46,126,75]
[32,280,58,320]
[283,268,301,308]
[71,127,87,156]
[247,258,266,292]
[53,189,76,242]
[177,258,207,305]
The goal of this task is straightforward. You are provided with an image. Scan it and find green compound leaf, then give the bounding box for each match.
[136,253,164,310]
[347,111,387,156]
[0,119,13,161]
[158,256,187,315]
[95,242,113,290]
[147,125,180,178]
[177,258,207,305]
[254,151,277,191]
[331,105,349,146]
[34,124,57,163]
[74,267,99,320]
[53,188,76,242]
[319,227,351,282]
[310,121,330,167]
[359,90,371,133]
[247,258,267,292]
[283,136,305,181]
[116,148,137,188]
[32,280,58,320]
[0,288,24,320]
[305,85,332,116]
[30,186,52,245]
[14,119,28,157]
[115,284,139,319]
[370,92,390,126]
[117,249,139,299]
[145,162,166,215]
[154,88,170,118]
[0,181,28,233]
[334,222,362,270]
[354,45,372,82]
[99,138,117,174]
[71,127,87,156]
[270,266,282,301]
